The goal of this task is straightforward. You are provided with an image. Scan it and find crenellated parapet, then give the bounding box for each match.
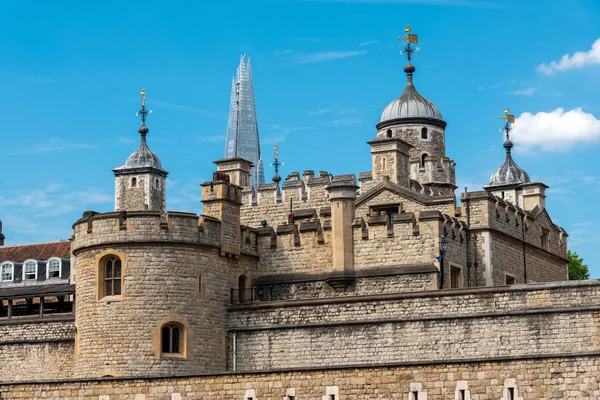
[239,170,334,228]
[461,190,568,286]
[72,211,257,258]
[411,155,456,194]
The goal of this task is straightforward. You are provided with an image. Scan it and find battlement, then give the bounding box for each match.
[411,155,456,190]
[71,210,258,257]
[240,171,335,228]
[462,190,567,261]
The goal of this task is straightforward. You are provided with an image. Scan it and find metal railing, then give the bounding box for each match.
[230,286,274,305]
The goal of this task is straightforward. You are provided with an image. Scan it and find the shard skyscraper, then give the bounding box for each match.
[224,55,265,189]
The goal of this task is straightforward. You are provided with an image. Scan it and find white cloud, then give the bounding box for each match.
[538,38,600,75]
[512,107,600,152]
[294,50,368,64]
[358,40,379,47]
[510,87,536,96]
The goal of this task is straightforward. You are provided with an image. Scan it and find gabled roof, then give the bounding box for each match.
[0,241,71,263]
[356,177,454,208]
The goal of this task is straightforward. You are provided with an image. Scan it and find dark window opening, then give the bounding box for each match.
[238,275,249,303]
[161,324,182,354]
[421,127,428,139]
[420,153,428,168]
[541,229,549,250]
[459,389,466,400]
[412,392,419,400]
[451,266,461,288]
[508,388,515,400]
[131,177,137,187]
[386,129,392,138]
[506,275,516,285]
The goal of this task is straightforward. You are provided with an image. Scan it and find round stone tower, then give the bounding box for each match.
[375,59,456,194]
[72,91,256,378]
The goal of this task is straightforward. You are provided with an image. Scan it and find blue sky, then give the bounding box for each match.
[1,0,599,276]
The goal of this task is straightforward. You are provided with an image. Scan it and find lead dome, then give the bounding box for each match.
[380,63,444,123]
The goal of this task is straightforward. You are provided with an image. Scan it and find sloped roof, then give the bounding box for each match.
[0,241,71,263]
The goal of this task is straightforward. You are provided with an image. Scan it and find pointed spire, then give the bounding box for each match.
[224,55,265,189]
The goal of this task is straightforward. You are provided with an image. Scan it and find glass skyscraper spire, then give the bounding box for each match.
[224,55,264,189]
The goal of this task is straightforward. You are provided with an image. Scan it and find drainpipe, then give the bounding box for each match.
[232,331,237,372]
[464,188,471,288]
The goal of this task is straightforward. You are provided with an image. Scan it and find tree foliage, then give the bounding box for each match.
[568,250,590,280]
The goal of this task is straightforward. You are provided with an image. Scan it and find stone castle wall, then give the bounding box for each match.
[0,317,74,382]
[1,356,599,399]
[228,281,600,372]
[71,211,258,378]
[464,193,567,285]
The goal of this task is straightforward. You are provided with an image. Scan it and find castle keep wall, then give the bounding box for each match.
[0,318,74,382]
[71,211,258,378]
[228,281,600,372]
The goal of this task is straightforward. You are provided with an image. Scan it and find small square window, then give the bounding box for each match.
[506,275,516,285]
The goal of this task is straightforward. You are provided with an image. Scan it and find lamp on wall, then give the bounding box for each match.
[436,235,448,289]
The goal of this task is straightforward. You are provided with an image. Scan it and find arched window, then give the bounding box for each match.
[155,178,159,188]
[24,260,37,280]
[1,262,14,282]
[238,275,248,303]
[131,177,137,188]
[386,129,392,138]
[161,323,183,354]
[47,258,61,279]
[421,127,428,140]
[420,153,428,168]
[103,256,122,297]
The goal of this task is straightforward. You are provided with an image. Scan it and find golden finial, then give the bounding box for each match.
[141,88,147,107]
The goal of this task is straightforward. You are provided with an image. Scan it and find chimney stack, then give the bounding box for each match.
[0,220,5,246]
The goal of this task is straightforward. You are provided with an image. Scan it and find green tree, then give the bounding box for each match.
[568,250,590,280]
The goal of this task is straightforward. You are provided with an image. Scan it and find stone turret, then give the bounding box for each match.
[0,220,5,246]
[113,90,168,212]
[201,172,243,257]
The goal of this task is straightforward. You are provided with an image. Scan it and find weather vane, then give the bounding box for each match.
[499,107,515,140]
[398,25,420,63]
[270,145,284,184]
[136,88,153,126]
